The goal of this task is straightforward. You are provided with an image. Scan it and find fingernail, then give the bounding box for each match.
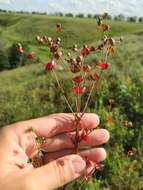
[72,156,86,174]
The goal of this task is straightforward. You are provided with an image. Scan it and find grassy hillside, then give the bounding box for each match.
[0,12,143,190]
[0,12,143,48]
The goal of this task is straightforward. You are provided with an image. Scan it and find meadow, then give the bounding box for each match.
[0,12,143,190]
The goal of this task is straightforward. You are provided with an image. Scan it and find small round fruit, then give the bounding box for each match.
[72,75,84,84]
[45,60,56,71]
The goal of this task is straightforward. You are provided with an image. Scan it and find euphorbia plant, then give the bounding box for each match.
[33,13,122,179]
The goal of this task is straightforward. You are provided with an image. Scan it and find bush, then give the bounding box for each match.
[8,43,30,69]
[87,14,92,18]
[127,16,137,22]
[114,14,125,21]
[0,40,10,71]
[0,49,10,71]
[139,17,143,22]
[76,13,84,18]
[65,13,74,17]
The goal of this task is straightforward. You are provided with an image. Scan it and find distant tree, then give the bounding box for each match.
[58,12,63,17]
[114,14,125,21]
[127,16,137,22]
[0,9,6,12]
[106,14,112,20]
[139,17,143,22]
[76,13,84,18]
[65,13,74,17]
[8,43,30,69]
[8,44,21,69]
[0,39,9,71]
[55,12,63,17]
[87,14,92,18]
[94,14,100,19]
[0,49,9,71]
[40,12,47,15]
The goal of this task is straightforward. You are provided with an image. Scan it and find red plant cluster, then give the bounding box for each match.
[16,43,36,61]
[33,13,122,179]
[34,13,119,178]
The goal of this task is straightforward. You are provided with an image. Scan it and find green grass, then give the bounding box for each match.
[0,12,143,190]
[1,12,143,48]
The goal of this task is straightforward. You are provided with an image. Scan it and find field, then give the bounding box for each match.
[0,12,143,190]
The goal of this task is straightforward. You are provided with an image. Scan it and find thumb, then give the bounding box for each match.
[28,155,86,190]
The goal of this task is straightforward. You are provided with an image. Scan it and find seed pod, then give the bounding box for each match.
[70,65,81,73]
[67,52,71,57]
[42,36,48,42]
[83,65,91,72]
[108,38,116,46]
[56,37,61,42]
[45,60,56,71]
[17,43,22,48]
[80,47,90,57]
[56,23,62,33]
[54,51,63,60]
[39,38,44,44]
[27,52,35,60]
[97,61,109,70]
[90,73,100,81]
[72,44,78,52]
[36,36,41,41]
[76,56,83,63]
[69,58,77,65]
[98,24,110,32]
[72,75,84,84]
[108,46,114,55]
[47,37,52,43]
[50,44,59,53]
[72,86,86,94]
[16,47,24,54]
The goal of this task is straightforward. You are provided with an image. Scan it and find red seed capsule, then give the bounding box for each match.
[16,47,24,54]
[27,52,35,60]
[97,61,109,70]
[83,65,91,72]
[72,86,86,94]
[72,75,84,84]
[80,47,90,57]
[56,24,62,33]
[50,44,59,53]
[45,61,56,71]
[54,51,63,60]
[90,73,100,81]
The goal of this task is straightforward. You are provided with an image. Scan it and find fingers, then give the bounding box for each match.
[22,113,100,138]
[28,155,86,190]
[7,113,99,158]
[43,148,106,164]
[42,129,110,152]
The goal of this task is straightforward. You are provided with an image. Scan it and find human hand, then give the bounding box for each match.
[0,113,109,190]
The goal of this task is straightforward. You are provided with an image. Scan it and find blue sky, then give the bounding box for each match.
[0,0,143,17]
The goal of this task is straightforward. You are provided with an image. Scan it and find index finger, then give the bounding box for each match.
[23,113,100,138]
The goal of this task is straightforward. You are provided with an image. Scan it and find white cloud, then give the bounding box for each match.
[0,0,11,4]
[0,0,143,17]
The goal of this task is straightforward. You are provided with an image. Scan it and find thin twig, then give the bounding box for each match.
[52,70,75,116]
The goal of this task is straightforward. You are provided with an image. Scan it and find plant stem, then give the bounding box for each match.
[75,85,81,154]
[81,81,96,118]
[52,70,75,116]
